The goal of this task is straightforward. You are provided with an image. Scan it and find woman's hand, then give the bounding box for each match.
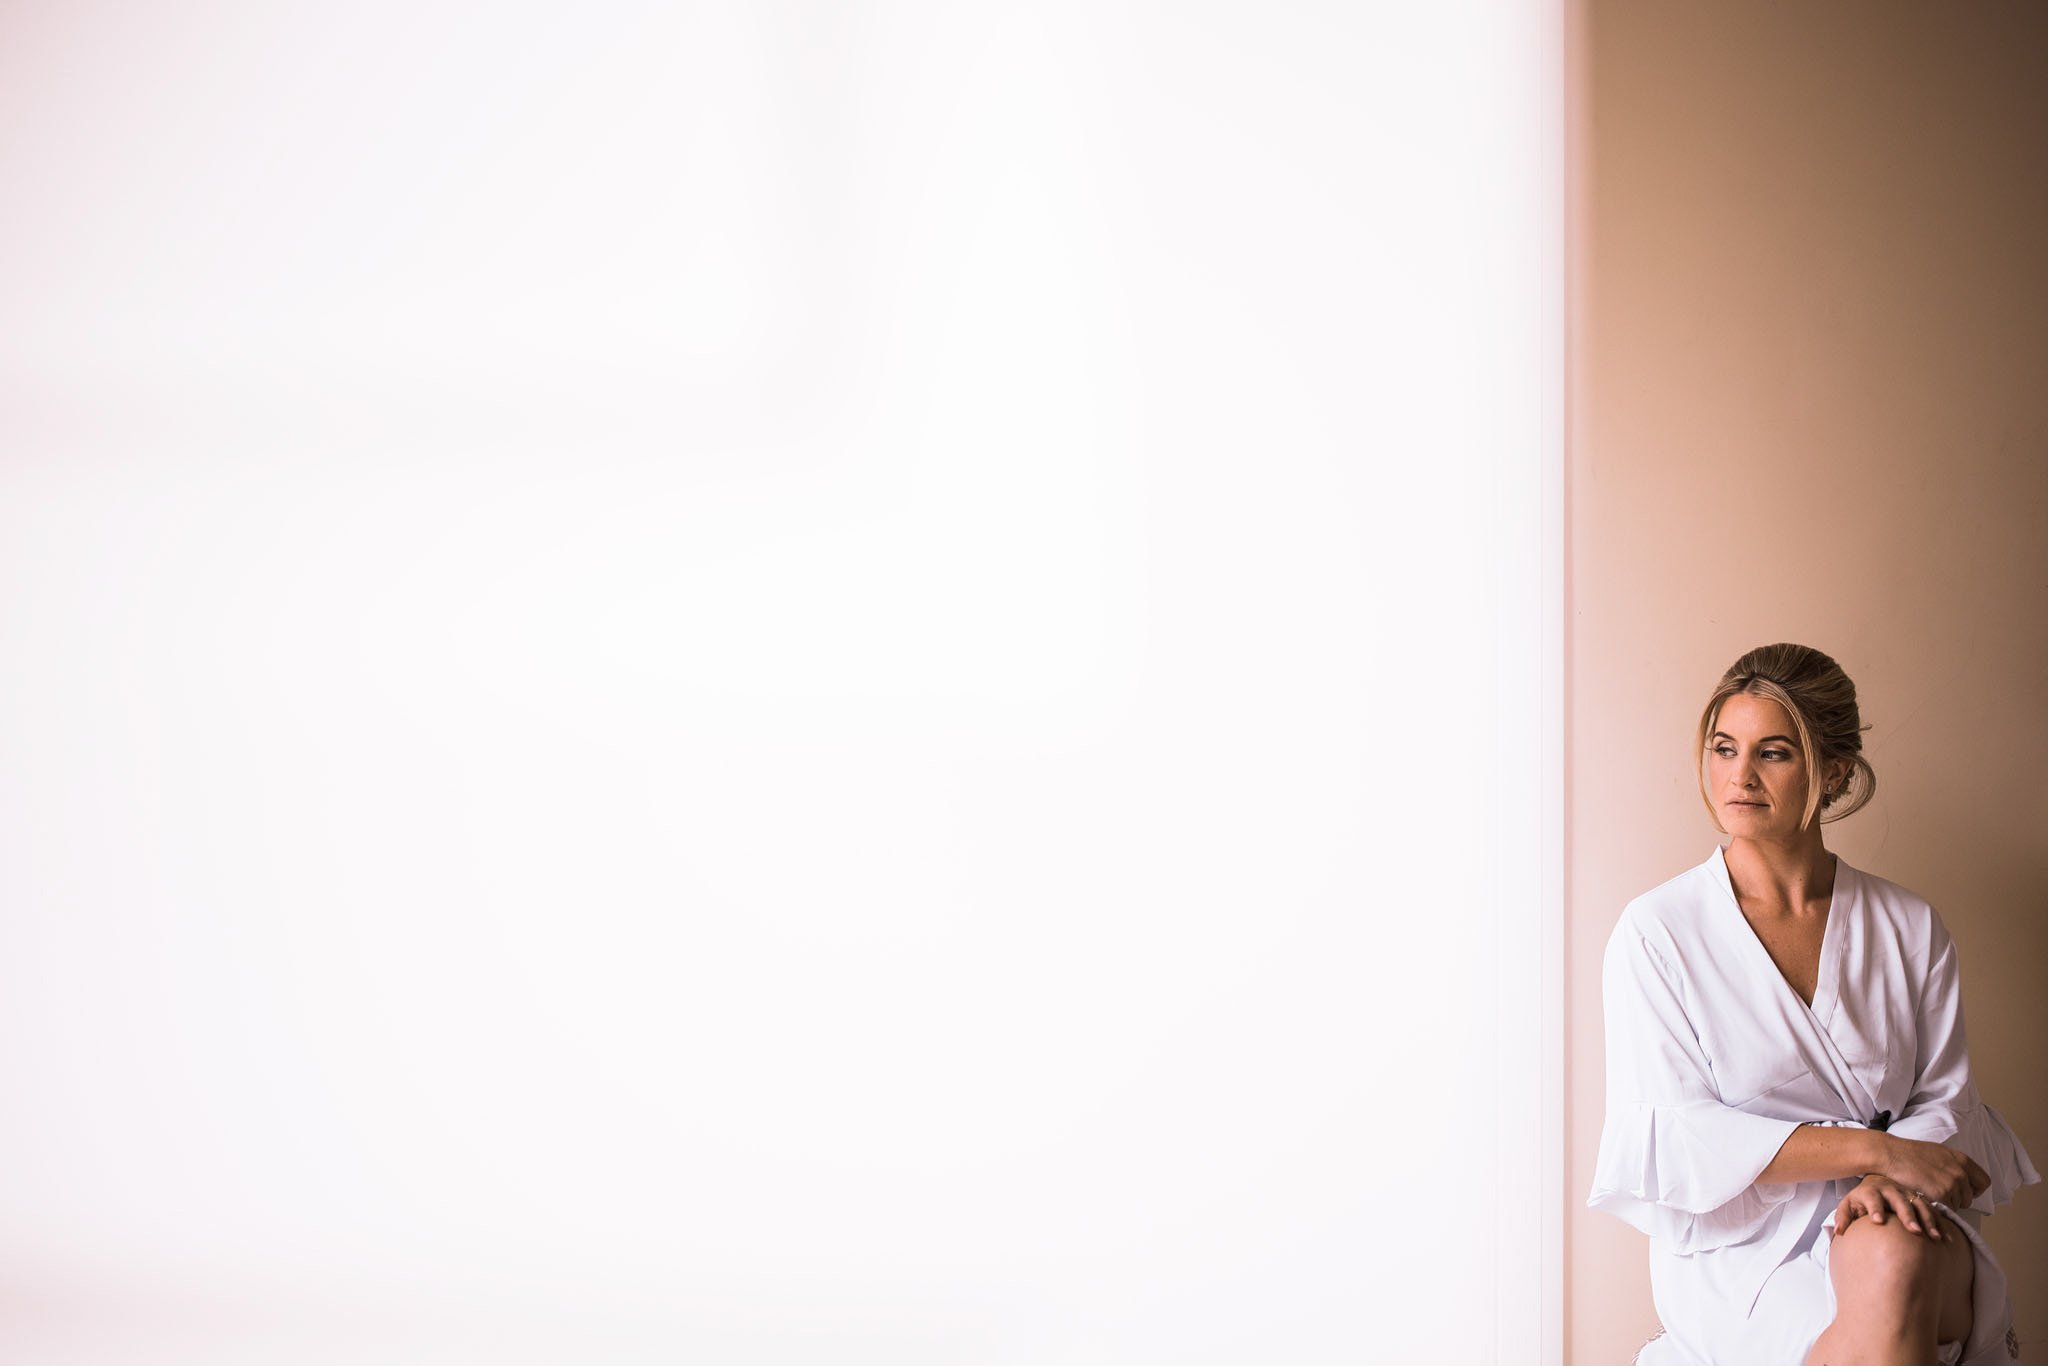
[1832,1173,1950,1239]
[1878,1136,1991,1209]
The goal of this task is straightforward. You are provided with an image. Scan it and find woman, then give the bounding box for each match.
[1588,643,2038,1365]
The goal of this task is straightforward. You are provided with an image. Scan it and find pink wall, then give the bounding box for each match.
[1568,3,2048,1360]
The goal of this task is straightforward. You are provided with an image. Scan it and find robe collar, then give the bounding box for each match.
[1705,843,1879,1129]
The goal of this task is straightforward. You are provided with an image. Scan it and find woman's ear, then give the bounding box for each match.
[1824,759,1852,800]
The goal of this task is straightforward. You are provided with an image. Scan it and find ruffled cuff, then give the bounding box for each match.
[1955,1101,2041,1214]
[1587,1101,1804,1253]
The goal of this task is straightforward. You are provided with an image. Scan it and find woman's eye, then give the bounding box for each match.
[1762,750,1790,761]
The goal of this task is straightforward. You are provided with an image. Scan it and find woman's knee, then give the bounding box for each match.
[1830,1215,1947,1304]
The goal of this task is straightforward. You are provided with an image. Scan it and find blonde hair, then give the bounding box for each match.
[1694,643,1876,831]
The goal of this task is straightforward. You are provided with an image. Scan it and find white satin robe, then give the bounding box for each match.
[1589,847,2039,1366]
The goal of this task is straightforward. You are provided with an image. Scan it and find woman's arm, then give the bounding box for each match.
[1756,1122,1888,1184]
[1762,1123,1991,1242]
[1816,906,2033,1224]
[1759,1123,1989,1203]
[1588,918,1809,1249]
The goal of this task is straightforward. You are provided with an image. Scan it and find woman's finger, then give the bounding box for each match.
[1899,1189,1940,1239]
[1882,1186,1919,1232]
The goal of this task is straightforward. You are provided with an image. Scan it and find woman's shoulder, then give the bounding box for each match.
[1612,850,1727,946]
[1842,858,1952,944]
[1841,857,1932,909]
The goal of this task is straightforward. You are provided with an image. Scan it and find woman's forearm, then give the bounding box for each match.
[1757,1123,1891,1185]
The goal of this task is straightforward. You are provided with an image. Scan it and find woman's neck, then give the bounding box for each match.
[1724,834,1837,914]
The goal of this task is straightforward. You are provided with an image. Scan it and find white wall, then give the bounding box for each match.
[0,3,1560,1361]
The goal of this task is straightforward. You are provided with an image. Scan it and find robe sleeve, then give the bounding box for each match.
[1881,912,2040,1214]
[1586,909,1805,1253]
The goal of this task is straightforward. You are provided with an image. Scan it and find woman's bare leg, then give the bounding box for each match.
[1804,1210,1974,1366]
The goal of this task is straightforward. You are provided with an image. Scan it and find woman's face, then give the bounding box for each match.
[1706,692,1839,839]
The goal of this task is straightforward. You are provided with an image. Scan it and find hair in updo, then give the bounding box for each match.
[1694,643,1876,831]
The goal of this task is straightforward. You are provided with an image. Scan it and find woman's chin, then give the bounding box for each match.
[1721,807,1784,835]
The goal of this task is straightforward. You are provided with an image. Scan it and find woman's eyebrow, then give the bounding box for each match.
[1710,731,1797,745]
